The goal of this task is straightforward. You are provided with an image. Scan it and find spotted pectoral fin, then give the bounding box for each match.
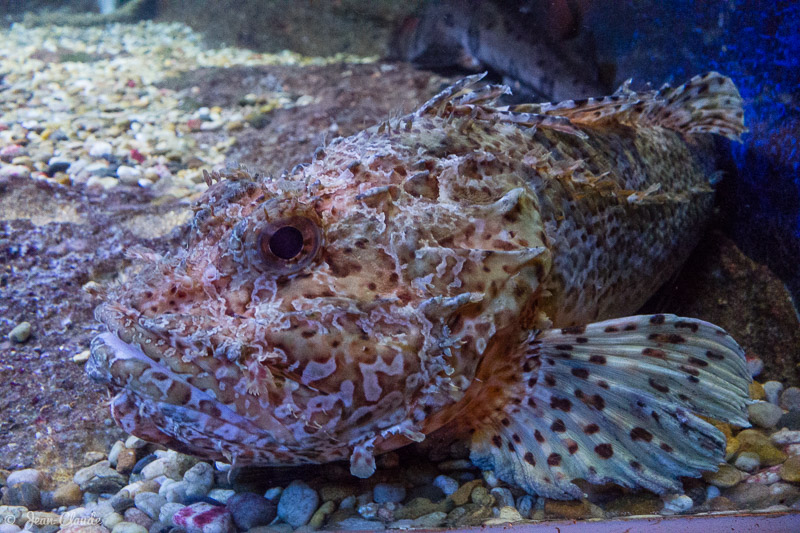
[468,314,751,499]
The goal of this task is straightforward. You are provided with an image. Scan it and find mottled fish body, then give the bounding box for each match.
[89,72,750,499]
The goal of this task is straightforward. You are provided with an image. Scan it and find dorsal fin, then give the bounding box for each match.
[510,72,747,141]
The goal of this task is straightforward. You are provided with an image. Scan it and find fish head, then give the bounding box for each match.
[88,135,550,469]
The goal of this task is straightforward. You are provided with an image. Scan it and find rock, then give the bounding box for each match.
[393,497,453,520]
[490,487,515,508]
[391,510,447,529]
[307,500,335,530]
[89,141,113,158]
[737,429,788,466]
[52,482,83,507]
[748,401,785,428]
[108,441,125,467]
[432,475,459,496]
[74,462,128,494]
[124,507,155,529]
[780,455,800,482]
[172,502,234,533]
[708,496,738,511]
[544,499,591,519]
[134,492,166,521]
[111,523,148,533]
[661,494,693,515]
[116,449,138,475]
[158,502,184,524]
[771,428,800,445]
[470,486,495,506]
[182,462,214,499]
[781,387,800,411]
[778,410,800,431]
[372,483,405,504]
[449,479,483,506]
[206,489,234,504]
[764,381,785,405]
[277,480,319,527]
[484,505,523,525]
[103,511,124,529]
[0,165,31,179]
[6,469,44,489]
[2,482,41,510]
[746,466,781,485]
[116,165,142,185]
[8,322,31,343]
[110,494,136,513]
[159,480,188,503]
[734,451,761,473]
[225,492,276,530]
[749,381,766,400]
[703,464,743,488]
[515,494,535,518]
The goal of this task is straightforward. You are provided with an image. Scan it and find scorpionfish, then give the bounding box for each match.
[89,72,751,499]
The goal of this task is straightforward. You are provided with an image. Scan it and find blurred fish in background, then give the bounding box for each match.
[389,0,616,102]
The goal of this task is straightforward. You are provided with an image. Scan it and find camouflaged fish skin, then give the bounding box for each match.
[89,72,750,494]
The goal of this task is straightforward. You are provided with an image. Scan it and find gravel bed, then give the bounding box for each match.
[0,21,372,198]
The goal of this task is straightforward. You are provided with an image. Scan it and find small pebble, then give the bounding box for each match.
[111,522,147,533]
[2,482,42,510]
[225,492,276,530]
[6,468,44,488]
[124,507,154,529]
[307,500,336,530]
[780,387,800,411]
[470,486,495,506]
[432,475,459,496]
[484,506,523,525]
[771,428,800,445]
[661,494,693,515]
[8,322,31,343]
[277,480,319,527]
[490,487,515,508]
[74,462,128,494]
[89,141,113,158]
[764,381,784,405]
[52,481,83,507]
[134,492,166,521]
[703,464,742,488]
[183,462,214,499]
[734,451,761,473]
[748,401,785,428]
[515,494,535,518]
[372,483,405,504]
[158,502,185,524]
[705,485,721,501]
[777,410,800,431]
[116,165,142,184]
[780,455,800,482]
[108,441,125,467]
[747,357,764,378]
[172,502,234,533]
[0,165,31,178]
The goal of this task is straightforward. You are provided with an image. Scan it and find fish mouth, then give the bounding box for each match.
[87,309,302,464]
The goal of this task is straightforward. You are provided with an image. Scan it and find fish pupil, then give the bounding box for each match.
[269,226,304,259]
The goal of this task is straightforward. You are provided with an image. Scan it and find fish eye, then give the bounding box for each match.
[256,216,321,274]
[268,226,304,259]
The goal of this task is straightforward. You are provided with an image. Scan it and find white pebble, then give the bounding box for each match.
[89,141,113,158]
[771,429,800,445]
[6,468,44,488]
[116,165,141,184]
[0,164,31,179]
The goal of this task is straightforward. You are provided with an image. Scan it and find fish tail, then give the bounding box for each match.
[465,314,751,499]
